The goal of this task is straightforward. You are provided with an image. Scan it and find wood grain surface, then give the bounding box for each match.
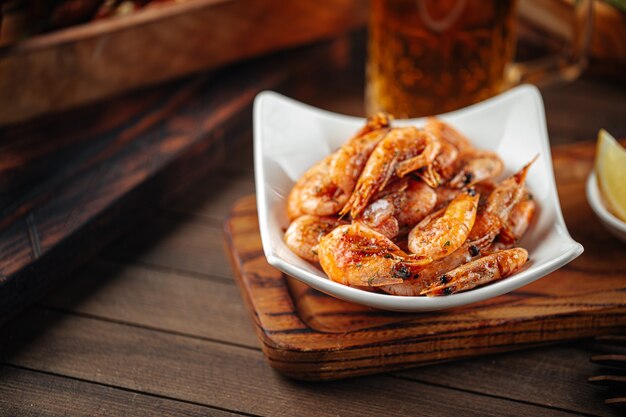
[224,140,626,381]
[0,135,620,416]
[1,35,625,415]
[0,0,367,125]
[0,67,271,325]
[0,35,358,326]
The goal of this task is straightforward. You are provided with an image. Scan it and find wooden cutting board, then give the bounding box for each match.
[223,140,626,381]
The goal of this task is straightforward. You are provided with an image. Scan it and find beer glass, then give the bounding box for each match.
[366,0,593,117]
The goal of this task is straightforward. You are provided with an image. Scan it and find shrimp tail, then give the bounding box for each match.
[358,112,392,136]
[515,154,539,184]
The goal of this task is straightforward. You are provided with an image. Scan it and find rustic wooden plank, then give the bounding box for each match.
[0,364,238,417]
[0,57,287,325]
[394,344,617,417]
[162,175,256,223]
[0,0,368,125]
[32,257,615,416]
[42,260,259,348]
[0,30,365,325]
[36,258,616,415]
[0,309,581,417]
[0,85,164,197]
[221,142,254,175]
[106,214,235,279]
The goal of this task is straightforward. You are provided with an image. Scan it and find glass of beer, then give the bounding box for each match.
[366,0,593,118]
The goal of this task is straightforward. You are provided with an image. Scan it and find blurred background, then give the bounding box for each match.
[0,0,624,125]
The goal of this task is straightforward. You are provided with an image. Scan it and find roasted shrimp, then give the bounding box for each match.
[424,117,474,155]
[330,113,391,195]
[340,127,441,219]
[468,157,536,249]
[407,189,479,262]
[286,154,345,220]
[498,194,536,245]
[284,215,346,262]
[379,241,482,294]
[421,248,529,296]
[286,116,389,220]
[449,150,504,188]
[317,223,428,288]
[359,177,437,239]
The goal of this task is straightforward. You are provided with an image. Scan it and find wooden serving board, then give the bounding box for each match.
[223,141,626,381]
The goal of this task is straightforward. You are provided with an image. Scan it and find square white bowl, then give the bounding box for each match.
[253,85,583,312]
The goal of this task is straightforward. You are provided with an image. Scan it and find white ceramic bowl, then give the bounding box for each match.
[253,85,584,312]
[586,171,626,242]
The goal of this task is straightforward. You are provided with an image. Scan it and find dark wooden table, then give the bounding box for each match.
[1,40,625,416]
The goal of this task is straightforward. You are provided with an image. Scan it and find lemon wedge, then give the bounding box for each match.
[595,129,626,222]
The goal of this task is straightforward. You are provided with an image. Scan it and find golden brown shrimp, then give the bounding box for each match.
[286,116,390,220]
[286,154,345,220]
[424,117,474,155]
[421,248,528,296]
[498,194,537,245]
[407,189,479,262]
[448,150,504,188]
[284,215,346,262]
[419,117,499,189]
[411,139,460,189]
[379,178,520,297]
[359,178,437,239]
[340,127,441,219]
[468,158,536,249]
[317,223,428,287]
[433,181,496,210]
[379,241,482,294]
[415,118,468,187]
[330,114,391,195]
[379,180,502,296]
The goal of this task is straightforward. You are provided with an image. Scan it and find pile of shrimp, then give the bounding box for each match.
[284,114,536,296]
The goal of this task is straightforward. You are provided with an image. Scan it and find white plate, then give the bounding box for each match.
[253,85,584,312]
[586,171,626,242]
